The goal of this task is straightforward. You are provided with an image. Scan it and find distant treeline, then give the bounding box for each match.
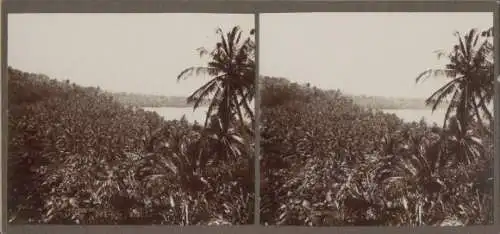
[108,92,210,108]
[348,94,448,110]
[260,77,446,110]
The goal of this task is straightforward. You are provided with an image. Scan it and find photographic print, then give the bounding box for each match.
[259,13,494,226]
[7,13,255,225]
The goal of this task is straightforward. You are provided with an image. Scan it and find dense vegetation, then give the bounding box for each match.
[260,28,494,226]
[8,25,255,225]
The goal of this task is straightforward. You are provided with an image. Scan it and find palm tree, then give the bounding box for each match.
[176,27,255,225]
[177,26,255,133]
[416,28,494,133]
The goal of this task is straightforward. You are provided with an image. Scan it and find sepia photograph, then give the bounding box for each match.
[259,13,494,226]
[7,13,255,225]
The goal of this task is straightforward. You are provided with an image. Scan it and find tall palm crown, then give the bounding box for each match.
[177,26,255,133]
[416,28,493,131]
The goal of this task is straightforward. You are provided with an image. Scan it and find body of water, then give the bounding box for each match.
[145,106,489,127]
[382,108,446,125]
[144,106,209,124]
[146,107,446,125]
[383,106,494,126]
[145,105,253,124]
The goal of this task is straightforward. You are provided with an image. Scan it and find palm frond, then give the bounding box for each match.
[177,67,217,82]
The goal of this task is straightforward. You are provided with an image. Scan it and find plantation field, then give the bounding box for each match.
[259,76,494,226]
[7,67,254,225]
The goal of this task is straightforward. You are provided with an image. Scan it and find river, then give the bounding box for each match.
[143,106,209,124]
[382,108,447,125]
[144,106,491,127]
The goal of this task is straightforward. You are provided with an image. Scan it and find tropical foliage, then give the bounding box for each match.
[177,26,256,131]
[260,27,494,226]
[416,28,494,131]
[8,25,255,225]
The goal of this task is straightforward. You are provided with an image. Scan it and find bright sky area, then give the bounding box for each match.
[8,13,254,96]
[260,13,493,98]
[8,13,494,99]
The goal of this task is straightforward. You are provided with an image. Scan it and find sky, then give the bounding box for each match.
[260,13,493,99]
[8,13,254,96]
